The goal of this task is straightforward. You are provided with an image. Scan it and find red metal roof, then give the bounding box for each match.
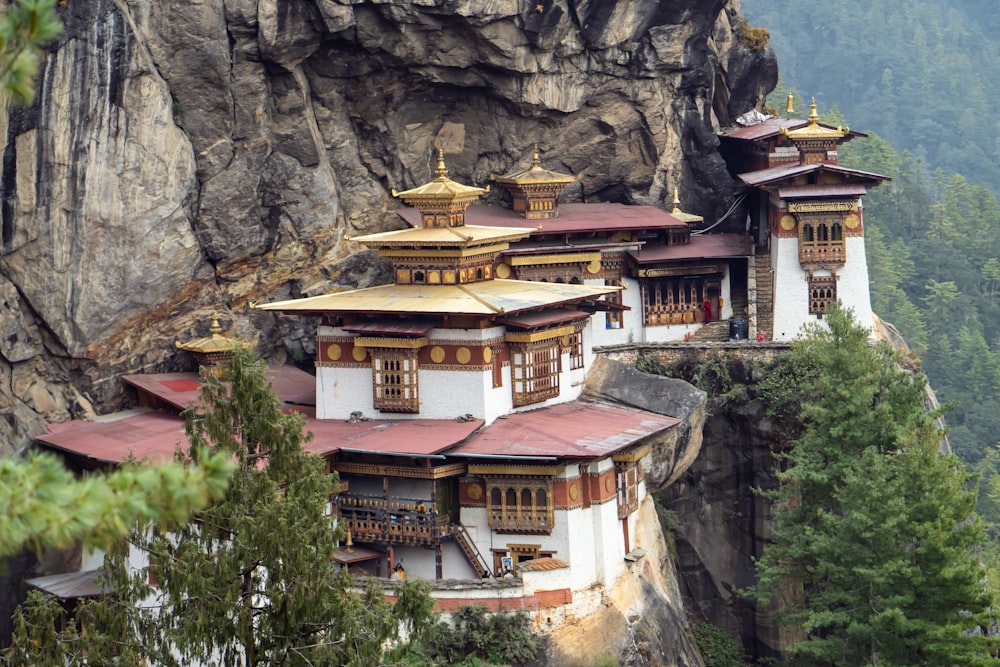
[629,234,750,264]
[303,411,483,457]
[720,117,806,141]
[738,162,887,188]
[122,366,316,412]
[449,399,678,459]
[777,184,868,199]
[40,411,192,464]
[38,408,484,464]
[494,309,590,330]
[398,202,688,233]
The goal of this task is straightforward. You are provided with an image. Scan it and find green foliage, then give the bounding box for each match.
[733,16,770,51]
[751,305,998,666]
[423,605,541,666]
[693,621,749,667]
[0,448,232,558]
[0,0,62,106]
[5,349,438,666]
[634,353,670,377]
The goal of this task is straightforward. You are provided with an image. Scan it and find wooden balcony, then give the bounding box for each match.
[487,507,554,535]
[336,494,449,546]
[799,242,845,266]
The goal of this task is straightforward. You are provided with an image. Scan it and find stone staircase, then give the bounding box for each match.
[754,251,774,339]
[689,320,731,342]
[450,523,491,578]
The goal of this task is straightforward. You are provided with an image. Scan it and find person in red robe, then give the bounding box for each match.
[702,299,712,323]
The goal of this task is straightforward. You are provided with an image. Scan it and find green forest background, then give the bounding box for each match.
[742,0,1000,472]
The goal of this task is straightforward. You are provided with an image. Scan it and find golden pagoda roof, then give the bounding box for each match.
[255,280,617,317]
[669,187,704,224]
[493,146,580,187]
[349,224,535,249]
[779,98,849,141]
[175,317,252,354]
[392,150,489,205]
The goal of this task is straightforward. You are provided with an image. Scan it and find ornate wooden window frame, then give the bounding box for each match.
[798,213,846,266]
[615,462,640,519]
[510,340,561,406]
[486,479,555,534]
[808,273,837,315]
[372,348,420,413]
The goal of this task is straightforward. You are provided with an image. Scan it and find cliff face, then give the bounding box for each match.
[0,0,775,454]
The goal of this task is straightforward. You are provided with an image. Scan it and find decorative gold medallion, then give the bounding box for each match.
[430,346,446,364]
[483,347,493,364]
[467,484,482,501]
[605,476,614,493]
[352,346,368,362]
[456,347,471,364]
[568,482,579,501]
[586,258,602,274]
[496,263,512,279]
[779,214,796,231]
[326,343,342,361]
[844,213,861,230]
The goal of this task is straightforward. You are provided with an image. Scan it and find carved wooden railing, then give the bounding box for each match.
[336,494,449,546]
[487,506,554,534]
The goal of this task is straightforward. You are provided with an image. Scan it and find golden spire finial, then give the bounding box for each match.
[532,144,541,169]
[434,148,448,180]
[672,187,682,214]
[786,92,794,115]
[209,317,222,336]
[808,97,819,124]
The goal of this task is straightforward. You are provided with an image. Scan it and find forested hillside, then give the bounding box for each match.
[743,0,1000,465]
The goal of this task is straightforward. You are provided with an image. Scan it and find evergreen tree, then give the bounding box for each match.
[753,304,997,666]
[5,349,436,666]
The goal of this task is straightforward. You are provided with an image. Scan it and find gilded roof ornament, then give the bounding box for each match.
[391,149,489,228]
[493,146,580,187]
[391,149,489,203]
[779,97,850,141]
[175,316,254,356]
[669,187,704,225]
[786,92,795,115]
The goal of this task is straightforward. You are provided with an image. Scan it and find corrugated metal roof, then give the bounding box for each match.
[27,569,108,600]
[494,309,590,330]
[122,366,316,412]
[257,280,616,317]
[38,407,484,463]
[449,399,678,459]
[720,117,806,141]
[629,234,750,263]
[738,162,887,188]
[398,202,688,233]
[777,184,869,199]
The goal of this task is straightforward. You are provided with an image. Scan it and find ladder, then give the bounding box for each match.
[450,523,491,579]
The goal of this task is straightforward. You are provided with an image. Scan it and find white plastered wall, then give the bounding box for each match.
[771,234,874,341]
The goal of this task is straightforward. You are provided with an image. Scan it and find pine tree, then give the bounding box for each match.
[753,304,998,666]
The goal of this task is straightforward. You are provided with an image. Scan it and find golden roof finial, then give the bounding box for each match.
[808,97,819,125]
[434,148,448,180]
[532,144,541,169]
[209,317,222,335]
[786,92,795,115]
[672,186,681,213]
